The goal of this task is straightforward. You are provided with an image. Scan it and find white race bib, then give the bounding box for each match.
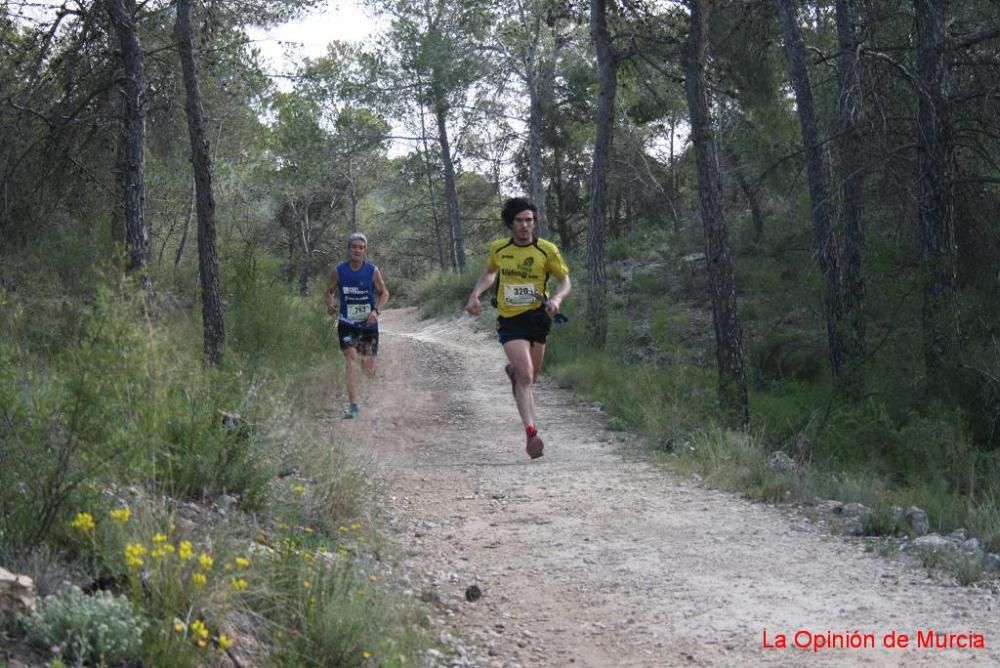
[504,283,537,306]
[346,303,371,321]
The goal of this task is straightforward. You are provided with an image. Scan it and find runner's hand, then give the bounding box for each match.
[466,297,482,317]
[545,296,562,315]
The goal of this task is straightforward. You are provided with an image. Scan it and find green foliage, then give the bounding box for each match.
[19,585,147,666]
[225,246,336,373]
[0,279,275,552]
[861,501,903,537]
[955,552,983,586]
[411,270,474,319]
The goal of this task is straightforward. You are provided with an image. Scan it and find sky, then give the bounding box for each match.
[247,0,379,82]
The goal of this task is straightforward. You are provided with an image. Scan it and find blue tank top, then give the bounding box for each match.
[336,260,377,328]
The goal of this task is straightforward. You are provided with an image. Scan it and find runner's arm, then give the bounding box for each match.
[546,275,571,314]
[324,271,339,316]
[466,266,500,317]
[366,268,390,325]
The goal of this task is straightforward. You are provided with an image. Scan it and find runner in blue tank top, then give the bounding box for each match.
[324,232,390,419]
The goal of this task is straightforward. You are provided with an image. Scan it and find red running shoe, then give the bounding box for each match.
[526,432,544,459]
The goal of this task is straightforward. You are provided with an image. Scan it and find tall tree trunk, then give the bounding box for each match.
[528,79,548,237]
[106,0,148,281]
[552,145,572,252]
[776,0,846,378]
[298,204,312,297]
[915,0,960,379]
[683,0,749,427]
[586,0,615,349]
[176,0,224,366]
[835,0,867,396]
[419,104,446,270]
[726,147,764,241]
[434,101,466,272]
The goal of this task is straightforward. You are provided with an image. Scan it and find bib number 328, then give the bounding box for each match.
[504,284,536,306]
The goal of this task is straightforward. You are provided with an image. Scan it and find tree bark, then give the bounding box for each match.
[552,145,573,252]
[776,0,846,378]
[683,0,749,427]
[434,100,466,272]
[106,0,148,281]
[528,76,548,237]
[175,0,224,366]
[915,0,960,379]
[835,0,867,395]
[419,103,446,270]
[585,0,615,350]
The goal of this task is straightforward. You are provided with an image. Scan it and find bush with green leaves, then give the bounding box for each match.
[19,584,147,666]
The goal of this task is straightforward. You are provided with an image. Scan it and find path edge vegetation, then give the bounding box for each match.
[412,259,1000,589]
[0,252,436,666]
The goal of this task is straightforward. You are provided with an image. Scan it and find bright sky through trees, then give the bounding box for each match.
[248,0,377,82]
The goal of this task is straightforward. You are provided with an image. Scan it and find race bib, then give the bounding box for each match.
[346,303,371,321]
[504,283,537,306]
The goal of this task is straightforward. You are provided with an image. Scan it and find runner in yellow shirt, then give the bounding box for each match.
[465,197,572,459]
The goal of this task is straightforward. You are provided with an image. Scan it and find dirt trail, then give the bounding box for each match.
[331,308,998,668]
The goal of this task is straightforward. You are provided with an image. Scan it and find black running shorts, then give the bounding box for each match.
[337,322,379,356]
[496,306,552,345]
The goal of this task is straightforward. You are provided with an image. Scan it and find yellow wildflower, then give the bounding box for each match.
[178,540,194,561]
[152,532,168,544]
[218,634,234,650]
[191,572,207,587]
[108,507,131,524]
[368,574,377,582]
[235,556,250,569]
[363,651,372,659]
[198,553,214,570]
[190,619,209,639]
[293,485,305,494]
[338,525,349,533]
[350,522,361,531]
[151,547,166,560]
[230,577,249,592]
[302,579,311,589]
[196,638,208,648]
[124,543,146,569]
[173,620,185,634]
[304,527,313,534]
[70,512,95,533]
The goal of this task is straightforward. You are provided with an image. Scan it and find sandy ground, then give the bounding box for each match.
[330,308,998,668]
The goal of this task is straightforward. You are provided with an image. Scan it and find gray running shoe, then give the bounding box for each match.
[343,403,359,419]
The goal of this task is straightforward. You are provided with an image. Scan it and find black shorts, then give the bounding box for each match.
[337,322,379,356]
[497,307,552,345]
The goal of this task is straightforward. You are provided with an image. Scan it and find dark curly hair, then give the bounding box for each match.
[501,197,537,228]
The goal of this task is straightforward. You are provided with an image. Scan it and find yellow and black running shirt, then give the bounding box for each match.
[487,237,570,318]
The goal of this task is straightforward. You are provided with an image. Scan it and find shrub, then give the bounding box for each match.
[19,584,147,666]
[411,270,471,319]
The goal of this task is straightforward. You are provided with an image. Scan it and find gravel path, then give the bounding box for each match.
[331,308,998,668]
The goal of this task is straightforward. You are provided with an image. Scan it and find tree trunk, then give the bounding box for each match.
[776,0,846,378]
[434,101,466,272]
[683,0,749,427]
[552,145,572,252]
[106,0,148,281]
[835,0,867,395]
[527,77,548,237]
[176,0,224,366]
[915,0,960,379]
[419,104,446,270]
[585,0,615,350]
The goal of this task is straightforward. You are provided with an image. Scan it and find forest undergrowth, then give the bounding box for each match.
[0,247,432,667]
